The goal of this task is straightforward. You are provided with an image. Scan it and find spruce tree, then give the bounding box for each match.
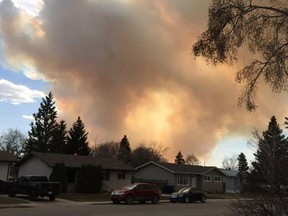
[51,120,68,154]
[237,152,249,192]
[175,151,185,164]
[49,163,68,193]
[25,92,58,153]
[252,116,288,193]
[117,135,132,164]
[66,117,90,155]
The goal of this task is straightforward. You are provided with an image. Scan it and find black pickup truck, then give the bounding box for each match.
[9,175,61,201]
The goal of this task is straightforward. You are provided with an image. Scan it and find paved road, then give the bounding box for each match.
[0,198,231,216]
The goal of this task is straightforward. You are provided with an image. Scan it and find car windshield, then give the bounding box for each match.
[121,184,137,190]
[178,187,191,193]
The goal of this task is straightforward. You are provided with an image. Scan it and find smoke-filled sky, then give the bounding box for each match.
[1,0,288,166]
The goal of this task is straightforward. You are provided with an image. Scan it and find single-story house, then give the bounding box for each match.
[219,169,240,193]
[135,161,225,193]
[0,151,17,181]
[17,152,135,192]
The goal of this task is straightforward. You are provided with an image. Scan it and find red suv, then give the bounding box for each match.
[111,183,161,204]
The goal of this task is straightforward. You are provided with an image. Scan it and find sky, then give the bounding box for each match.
[1,0,288,167]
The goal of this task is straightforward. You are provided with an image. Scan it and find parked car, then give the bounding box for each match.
[111,183,161,204]
[169,187,207,203]
[8,175,61,201]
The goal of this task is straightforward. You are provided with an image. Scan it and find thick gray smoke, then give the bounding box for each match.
[1,0,287,162]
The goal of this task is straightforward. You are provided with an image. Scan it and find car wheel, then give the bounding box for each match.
[125,195,133,204]
[151,195,159,204]
[8,191,16,197]
[201,195,206,203]
[184,196,190,203]
[29,191,37,201]
[49,195,56,201]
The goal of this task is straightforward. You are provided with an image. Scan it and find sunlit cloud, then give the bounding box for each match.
[0,79,44,104]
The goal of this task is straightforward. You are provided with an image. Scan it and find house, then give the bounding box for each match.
[135,161,225,193]
[17,152,135,192]
[0,151,17,181]
[219,169,240,193]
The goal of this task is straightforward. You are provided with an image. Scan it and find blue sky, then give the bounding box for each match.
[0,65,47,132]
[1,0,287,168]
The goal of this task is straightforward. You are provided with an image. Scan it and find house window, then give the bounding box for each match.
[118,172,126,180]
[214,176,222,182]
[203,175,211,182]
[102,171,110,181]
[177,175,189,185]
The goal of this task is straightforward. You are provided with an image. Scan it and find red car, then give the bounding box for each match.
[111,183,161,204]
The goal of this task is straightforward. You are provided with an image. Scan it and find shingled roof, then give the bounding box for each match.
[137,161,217,175]
[19,152,134,171]
[0,151,17,162]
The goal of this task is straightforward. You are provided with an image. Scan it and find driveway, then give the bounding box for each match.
[0,198,231,216]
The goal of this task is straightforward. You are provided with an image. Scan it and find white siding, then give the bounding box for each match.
[135,164,175,185]
[103,171,133,192]
[0,162,9,181]
[18,156,52,178]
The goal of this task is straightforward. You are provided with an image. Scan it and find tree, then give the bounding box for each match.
[237,152,249,192]
[25,92,58,153]
[66,117,91,155]
[193,0,288,111]
[91,141,119,158]
[76,164,102,193]
[0,129,26,158]
[185,153,200,165]
[49,163,68,193]
[175,151,185,164]
[222,154,238,170]
[117,135,132,164]
[251,116,288,193]
[130,142,167,167]
[50,120,68,154]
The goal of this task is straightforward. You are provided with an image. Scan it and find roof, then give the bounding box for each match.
[0,151,17,162]
[19,152,135,171]
[136,161,218,175]
[219,168,239,177]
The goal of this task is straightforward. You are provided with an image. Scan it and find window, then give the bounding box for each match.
[214,176,222,182]
[177,175,189,185]
[102,171,110,181]
[203,175,211,182]
[118,172,126,180]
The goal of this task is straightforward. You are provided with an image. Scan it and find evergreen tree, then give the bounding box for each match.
[25,92,58,153]
[66,117,90,155]
[175,151,185,164]
[49,163,68,193]
[252,116,288,193]
[117,135,132,164]
[51,120,68,154]
[237,152,249,192]
[76,164,102,193]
